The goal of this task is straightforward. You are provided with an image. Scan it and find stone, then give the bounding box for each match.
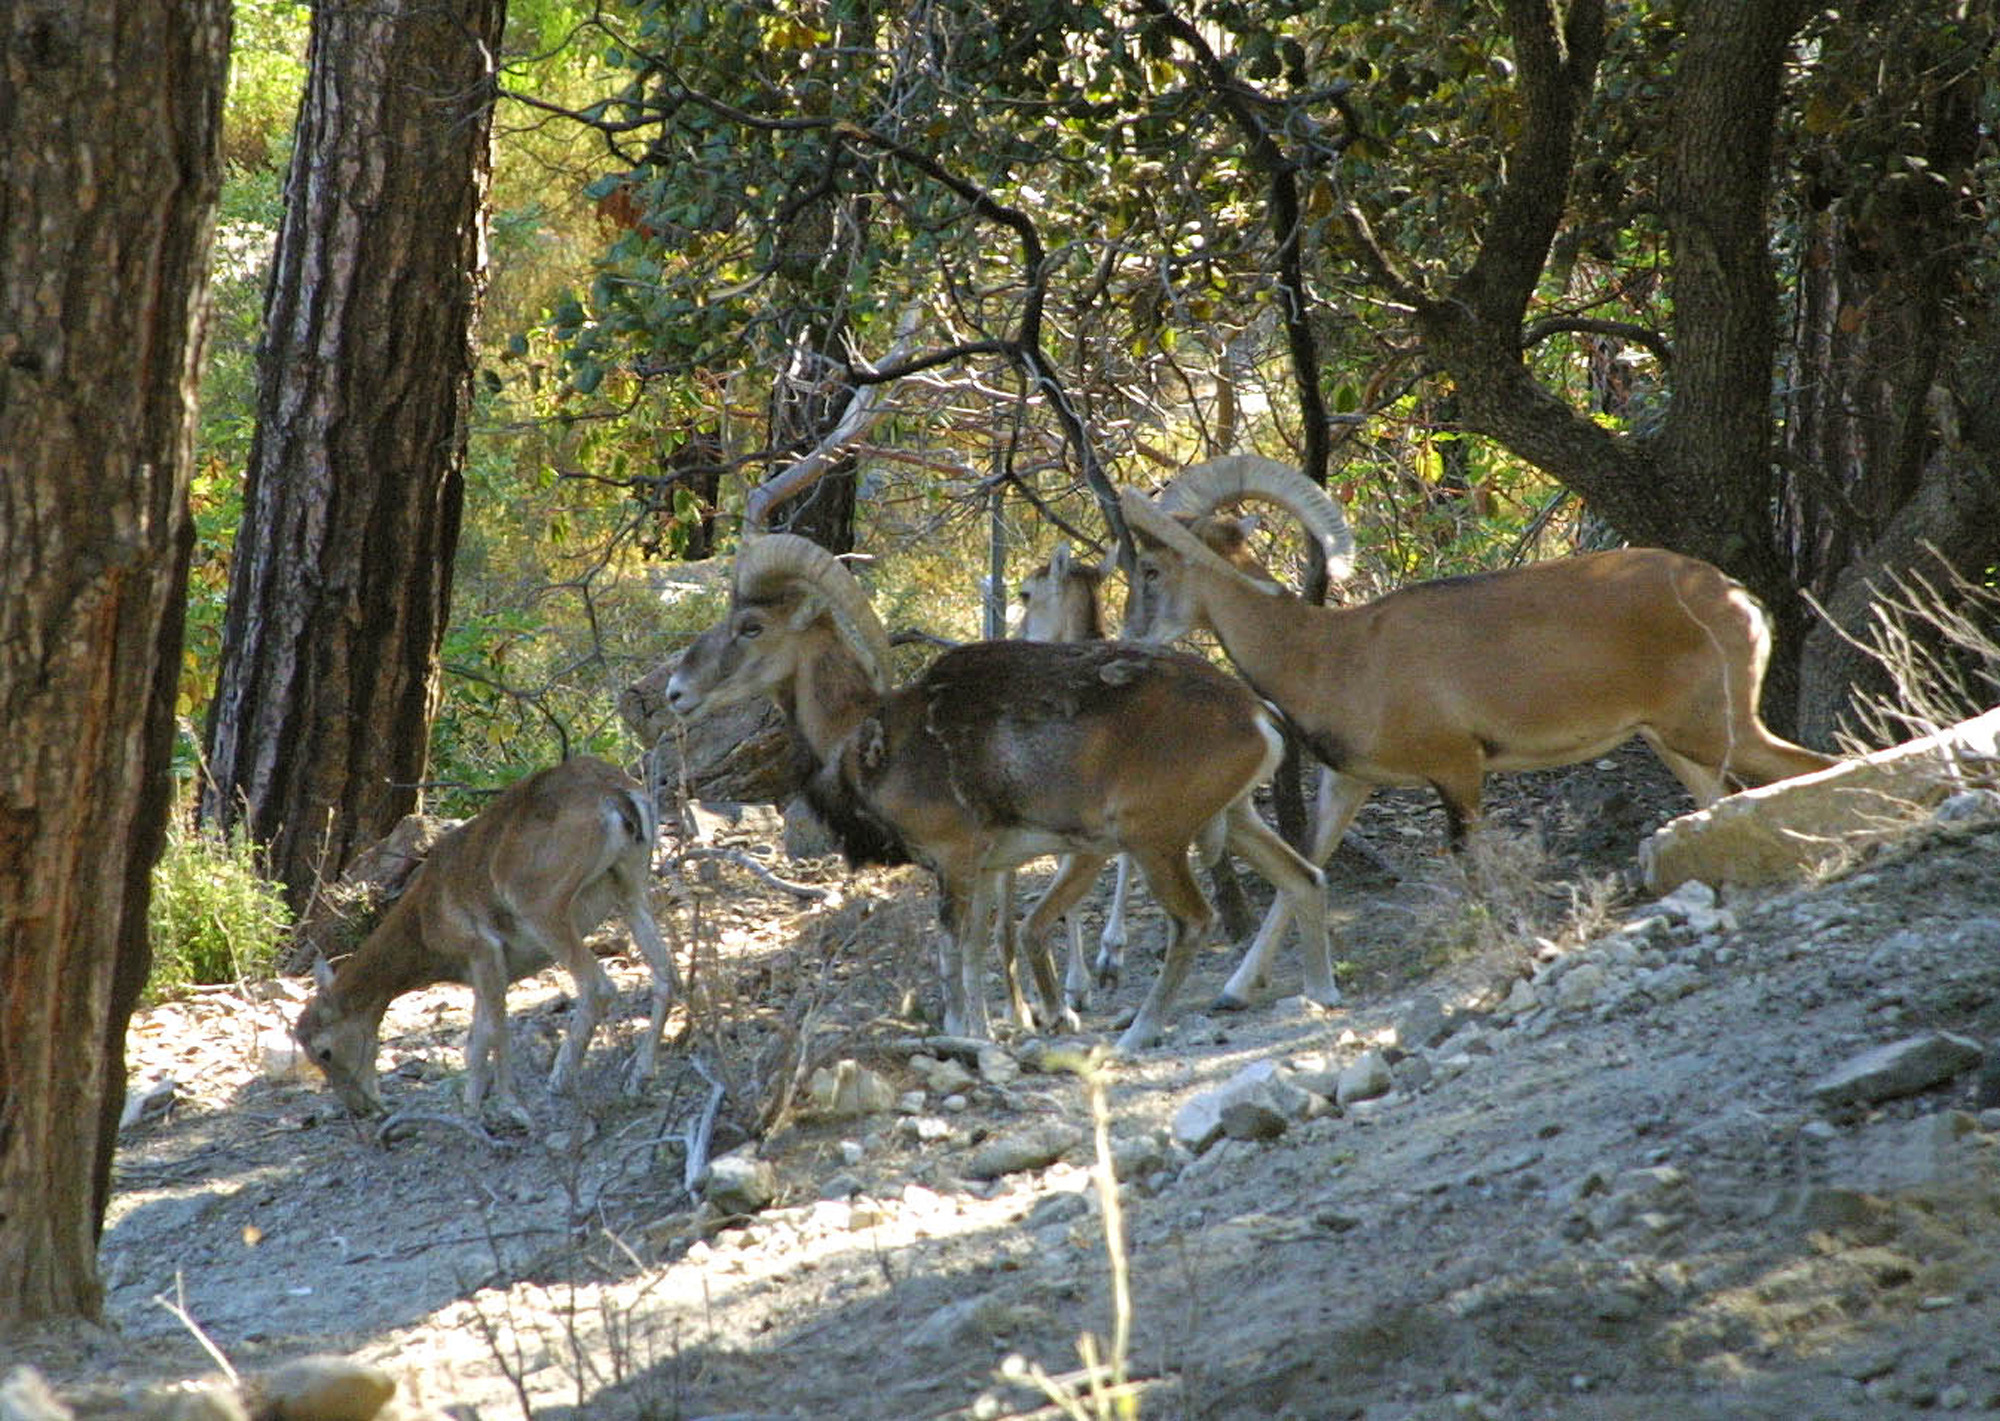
[1822,1111,1983,1194]
[806,1060,897,1119]
[282,814,458,974]
[701,1153,779,1215]
[1336,1051,1393,1107]
[621,648,813,808]
[1642,707,2000,891]
[910,1054,976,1094]
[1810,1033,1986,1110]
[1793,1187,1896,1240]
[255,1356,396,1421]
[1220,1099,1290,1142]
[964,1121,1082,1179]
[1654,879,1715,915]
[910,1295,1055,1350]
[1396,994,1454,1050]
[120,1072,182,1128]
[1173,1061,1317,1154]
[0,1370,73,1421]
[1496,978,1540,1018]
[1110,1132,1170,1182]
[1391,1053,1435,1093]
[976,1045,1020,1086]
[1633,962,1700,1003]
[1554,963,1608,1013]
[1933,788,2000,823]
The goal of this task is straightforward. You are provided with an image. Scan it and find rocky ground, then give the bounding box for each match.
[9,745,2000,1421]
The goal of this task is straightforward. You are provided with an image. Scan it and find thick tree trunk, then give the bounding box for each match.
[1383,0,1834,736]
[0,0,225,1322]
[1780,25,2000,744]
[201,0,506,909]
[1646,0,1819,730]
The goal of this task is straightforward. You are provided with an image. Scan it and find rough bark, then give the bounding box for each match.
[0,0,225,1321]
[1780,20,2000,743]
[201,0,506,910]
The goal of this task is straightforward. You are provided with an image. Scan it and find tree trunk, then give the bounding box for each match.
[1644,0,1819,728]
[1780,19,2000,744]
[0,0,225,1322]
[201,0,506,909]
[765,280,860,553]
[1388,0,1835,736]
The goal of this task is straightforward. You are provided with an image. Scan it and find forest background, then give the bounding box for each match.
[189,0,2000,851]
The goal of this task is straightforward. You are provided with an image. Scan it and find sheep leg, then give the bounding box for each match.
[1195,815,1256,942]
[1114,847,1214,1055]
[1093,854,1132,989]
[1219,801,1336,1006]
[464,933,533,1131]
[547,920,615,1100]
[993,870,1038,1030]
[937,873,995,1040]
[622,886,680,1094]
[1217,768,1370,1011]
[1018,854,1100,1033]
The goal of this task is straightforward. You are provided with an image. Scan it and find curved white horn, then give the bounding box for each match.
[732,533,895,693]
[1157,455,1355,582]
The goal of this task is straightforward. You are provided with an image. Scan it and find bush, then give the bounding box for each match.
[148,815,294,1000]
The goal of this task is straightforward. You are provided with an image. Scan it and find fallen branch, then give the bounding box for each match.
[683,1054,728,1198]
[377,1110,519,1152]
[672,845,832,901]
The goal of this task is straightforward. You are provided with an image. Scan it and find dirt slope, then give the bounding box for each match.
[10,759,2000,1421]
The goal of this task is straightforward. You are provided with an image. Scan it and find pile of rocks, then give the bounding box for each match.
[1,1355,435,1421]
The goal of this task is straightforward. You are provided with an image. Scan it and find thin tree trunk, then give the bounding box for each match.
[0,0,225,1321]
[201,0,506,909]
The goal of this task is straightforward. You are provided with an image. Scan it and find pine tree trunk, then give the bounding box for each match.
[201,0,506,908]
[0,0,225,1322]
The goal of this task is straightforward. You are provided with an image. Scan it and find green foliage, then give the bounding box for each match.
[182,0,1997,813]
[148,813,294,1000]
[223,0,308,171]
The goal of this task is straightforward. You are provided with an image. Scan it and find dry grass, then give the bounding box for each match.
[1407,827,1626,981]
[1822,552,2000,755]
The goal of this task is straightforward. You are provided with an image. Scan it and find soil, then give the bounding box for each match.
[10,742,2000,1421]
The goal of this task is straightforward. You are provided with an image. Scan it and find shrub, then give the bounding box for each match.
[148,815,293,1000]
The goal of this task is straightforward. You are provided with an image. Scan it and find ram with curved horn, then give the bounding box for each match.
[658,534,1332,1052]
[1119,457,1836,1010]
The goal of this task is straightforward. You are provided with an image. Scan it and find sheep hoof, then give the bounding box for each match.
[1111,1021,1160,1056]
[1211,992,1250,1014]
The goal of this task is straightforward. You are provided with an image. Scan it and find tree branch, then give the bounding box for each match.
[743,306,923,531]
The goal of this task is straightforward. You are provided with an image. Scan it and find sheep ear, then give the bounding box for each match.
[1049,542,1072,576]
[312,955,337,993]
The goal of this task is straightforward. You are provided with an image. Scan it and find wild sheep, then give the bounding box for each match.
[293,756,677,1124]
[1119,455,1836,1008]
[661,534,1332,1052]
